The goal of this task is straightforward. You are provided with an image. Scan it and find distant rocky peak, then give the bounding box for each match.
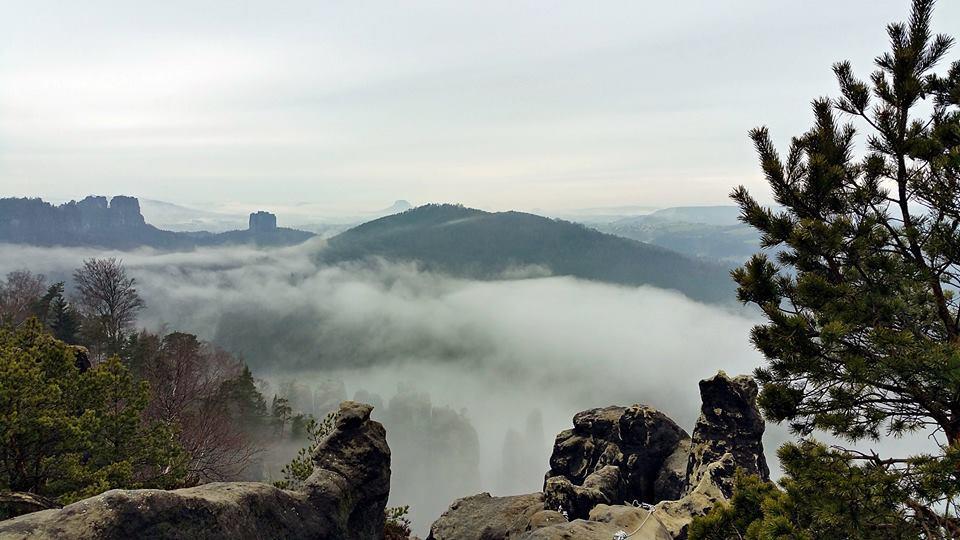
[249,211,277,232]
[108,196,146,227]
[75,195,145,229]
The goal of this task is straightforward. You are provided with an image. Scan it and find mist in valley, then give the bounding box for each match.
[0,241,782,532]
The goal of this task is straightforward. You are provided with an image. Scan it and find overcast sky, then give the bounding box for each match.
[2,1,958,214]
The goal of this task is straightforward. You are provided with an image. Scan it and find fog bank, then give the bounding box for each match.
[0,242,780,532]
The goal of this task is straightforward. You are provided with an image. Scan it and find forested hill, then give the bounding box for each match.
[321,204,736,304]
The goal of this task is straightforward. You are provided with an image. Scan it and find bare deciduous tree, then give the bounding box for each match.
[0,270,46,326]
[73,258,144,357]
[139,332,261,484]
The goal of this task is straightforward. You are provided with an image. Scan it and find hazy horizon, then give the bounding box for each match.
[4,1,957,211]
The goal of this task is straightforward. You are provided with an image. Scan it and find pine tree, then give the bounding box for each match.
[220,365,268,432]
[41,283,80,344]
[271,395,292,438]
[0,320,185,502]
[730,0,960,533]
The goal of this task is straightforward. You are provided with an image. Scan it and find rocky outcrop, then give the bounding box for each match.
[0,493,59,521]
[654,454,736,539]
[684,371,768,496]
[430,371,768,540]
[0,401,390,540]
[543,465,620,521]
[0,196,313,249]
[653,438,690,502]
[427,493,553,540]
[248,211,278,232]
[305,401,392,539]
[543,405,688,518]
[526,504,672,540]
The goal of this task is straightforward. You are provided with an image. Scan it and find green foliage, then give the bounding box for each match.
[691,442,920,540]
[271,395,293,437]
[0,320,186,503]
[384,505,413,540]
[273,412,334,491]
[34,282,81,344]
[218,365,268,432]
[730,0,960,532]
[689,472,778,540]
[45,291,80,344]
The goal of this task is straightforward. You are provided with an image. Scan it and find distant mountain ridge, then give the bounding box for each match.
[591,205,761,264]
[0,196,314,249]
[371,200,413,217]
[321,204,736,304]
[139,199,247,232]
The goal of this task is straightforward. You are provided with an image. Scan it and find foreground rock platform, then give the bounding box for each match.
[0,401,390,540]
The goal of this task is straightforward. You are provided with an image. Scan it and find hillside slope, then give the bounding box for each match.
[321,204,735,304]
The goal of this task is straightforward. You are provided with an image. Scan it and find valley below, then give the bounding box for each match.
[0,238,777,534]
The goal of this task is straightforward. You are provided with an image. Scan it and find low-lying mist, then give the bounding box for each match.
[1,241,781,533]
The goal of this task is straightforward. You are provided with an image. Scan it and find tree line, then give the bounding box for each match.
[0,259,320,507]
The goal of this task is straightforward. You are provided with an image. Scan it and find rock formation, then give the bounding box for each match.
[427,493,555,540]
[684,371,768,496]
[526,504,673,540]
[429,371,769,540]
[0,196,313,249]
[248,211,278,232]
[543,404,688,518]
[0,401,390,540]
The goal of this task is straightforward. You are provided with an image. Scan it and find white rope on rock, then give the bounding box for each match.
[613,500,664,540]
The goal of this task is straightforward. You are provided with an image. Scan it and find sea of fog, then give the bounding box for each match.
[0,241,818,533]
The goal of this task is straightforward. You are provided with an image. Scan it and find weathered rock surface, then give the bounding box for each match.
[543,465,619,520]
[426,492,550,540]
[654,454,736,539]
[653,438,690,502]
[525,504,672,540]
[0,400,390,540]
[543,405,688,517]
[684,371,768,496]
[0,493,59,521]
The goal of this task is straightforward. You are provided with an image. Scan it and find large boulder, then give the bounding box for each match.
[654,453,736,540]
[652,438,690,502]
[543,405,688,517]
[543,465,619,520]
[684,372,768,496]
[426,492,555,540]
[525,504,672,540]
[0,493,59,521]
[0,400,391,540]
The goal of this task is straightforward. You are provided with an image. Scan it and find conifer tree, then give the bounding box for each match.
[0,320,185,502]
[730,0,960,532]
